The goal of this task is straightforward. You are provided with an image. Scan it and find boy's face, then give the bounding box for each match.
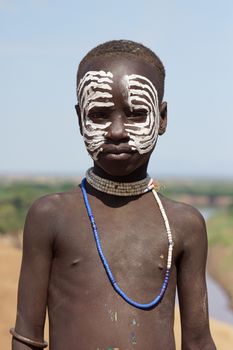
[76,56,167,177]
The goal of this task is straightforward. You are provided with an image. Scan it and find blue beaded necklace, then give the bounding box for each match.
[80,177,173,310]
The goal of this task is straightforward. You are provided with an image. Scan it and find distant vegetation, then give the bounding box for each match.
[208,205,233,247]
[0,180,76,234]
[0,177,232,234]
[207,205,233,307]
[160,179,233,197]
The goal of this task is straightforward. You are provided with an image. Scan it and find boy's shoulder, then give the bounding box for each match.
[158,193,207,243]
[26,186,83,227]
[22,186,84,244]
[160,193,205,220]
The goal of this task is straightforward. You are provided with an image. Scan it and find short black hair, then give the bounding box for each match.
[77,39,165,101]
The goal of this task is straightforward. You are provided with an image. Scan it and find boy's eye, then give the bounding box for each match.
[88,111,106,121]
[127,110,148,121]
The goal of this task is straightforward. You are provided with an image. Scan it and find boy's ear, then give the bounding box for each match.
[75,104,83,135]
[158,101,167,135]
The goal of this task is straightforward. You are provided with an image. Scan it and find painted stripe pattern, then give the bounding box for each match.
[77,70,114,160]
[77,70,160,160]
[122,74,160,154]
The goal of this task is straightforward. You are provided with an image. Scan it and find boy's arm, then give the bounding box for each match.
[11,196,56,349]
[177,207,216,350]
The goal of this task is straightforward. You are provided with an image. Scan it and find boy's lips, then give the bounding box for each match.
[102,145,136,155]
[100,145,136,160]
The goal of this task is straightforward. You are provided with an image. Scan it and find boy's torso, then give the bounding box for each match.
[47,186,183,350]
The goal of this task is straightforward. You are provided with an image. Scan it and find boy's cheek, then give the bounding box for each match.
[126,126,158,155]
[81,116,110,160]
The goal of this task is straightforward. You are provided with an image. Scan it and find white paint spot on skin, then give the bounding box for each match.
[203,292,208,319]
[108,309,118,322]
[121,74,160,154]
[77,70,114,160]
[131,331,137,345]
[131,318,140,327]
[114,311,118,322]
[132,318,137,326]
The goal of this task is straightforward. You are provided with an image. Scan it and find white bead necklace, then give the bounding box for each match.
[85,168,156,196]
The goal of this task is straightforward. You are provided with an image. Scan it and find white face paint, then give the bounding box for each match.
[77,70,160,160]
[77,70,114,160]
[121,74,160,154]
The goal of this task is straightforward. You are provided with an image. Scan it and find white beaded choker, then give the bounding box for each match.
[85,168,155,196]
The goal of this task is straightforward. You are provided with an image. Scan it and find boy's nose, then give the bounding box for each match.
[105,115,130,143]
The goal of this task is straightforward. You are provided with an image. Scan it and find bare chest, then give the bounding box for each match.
[50,193,178,297]
[47,194,177,349]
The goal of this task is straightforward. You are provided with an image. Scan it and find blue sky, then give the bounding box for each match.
[1,0,233,178]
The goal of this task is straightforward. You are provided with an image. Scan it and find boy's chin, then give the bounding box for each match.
[91,153,151,179]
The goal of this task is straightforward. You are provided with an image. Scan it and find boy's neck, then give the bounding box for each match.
[92,163,149,183]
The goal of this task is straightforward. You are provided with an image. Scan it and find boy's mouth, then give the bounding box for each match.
[102,145,135,155]
[101,145,136,160]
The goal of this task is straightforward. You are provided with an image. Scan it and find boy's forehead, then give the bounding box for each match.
[79,55,160,88]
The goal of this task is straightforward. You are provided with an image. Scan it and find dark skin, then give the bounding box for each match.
[12,56,216,350]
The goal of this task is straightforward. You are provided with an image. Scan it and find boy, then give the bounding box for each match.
[11,40,216,349]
